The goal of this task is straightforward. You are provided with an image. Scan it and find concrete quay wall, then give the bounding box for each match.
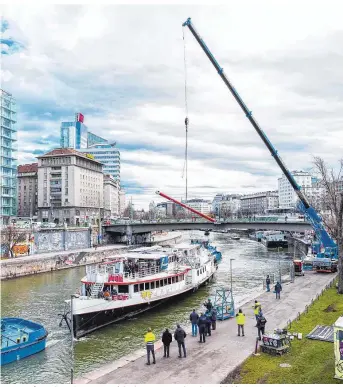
[0,231,184,280]
[75,271,337,384]
[0,245,128,280]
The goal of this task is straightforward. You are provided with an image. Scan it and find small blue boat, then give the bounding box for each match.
[1,318,48,366]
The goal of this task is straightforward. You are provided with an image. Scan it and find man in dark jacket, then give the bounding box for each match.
[197,313,207,343]
[256,312,267,340]
[211,308,217,330]
[174,324,187,358]
[275,281,282,299]
[204,298,213,311]
[266,275,271,292]
[189,309,199,337]
[205,310,212,336]
[162,328,172,358]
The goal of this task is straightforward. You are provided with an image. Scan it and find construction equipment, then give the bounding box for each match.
[182,17,338,272]
[156,191,215,223]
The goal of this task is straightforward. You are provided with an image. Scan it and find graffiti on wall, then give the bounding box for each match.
[35,231,64,253]
[66,231,89,250]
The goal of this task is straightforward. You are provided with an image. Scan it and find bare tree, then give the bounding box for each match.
[123,205,131,218]
[313,157,343,293]
[1,226,28,258]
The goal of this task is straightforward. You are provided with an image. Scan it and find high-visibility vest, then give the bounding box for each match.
[144,332,155,345]
[253,303,261,315]
[236,312,246,325]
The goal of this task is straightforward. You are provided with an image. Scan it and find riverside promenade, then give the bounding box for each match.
[75,271,336,384]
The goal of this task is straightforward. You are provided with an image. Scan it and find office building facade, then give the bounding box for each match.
[17,163,38,218]
[60,113,88,149]
[37,148,106,226]
[79,143,121,182]
[1,89,17,224]
[240,191,279,215]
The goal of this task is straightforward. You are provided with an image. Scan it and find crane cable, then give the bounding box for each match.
[182,27,189,202]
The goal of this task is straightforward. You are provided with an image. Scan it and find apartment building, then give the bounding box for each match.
[37,148,106,225]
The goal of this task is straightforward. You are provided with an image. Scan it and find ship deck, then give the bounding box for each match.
[1,319,36,349]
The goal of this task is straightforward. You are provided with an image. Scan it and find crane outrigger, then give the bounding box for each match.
[180,17,338,272]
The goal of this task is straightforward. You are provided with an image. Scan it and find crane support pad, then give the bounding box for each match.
[306,325,334,342]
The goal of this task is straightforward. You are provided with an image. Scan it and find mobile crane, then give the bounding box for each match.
[182,18,338,272]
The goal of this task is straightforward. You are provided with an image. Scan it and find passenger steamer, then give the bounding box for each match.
[64,243,219,338]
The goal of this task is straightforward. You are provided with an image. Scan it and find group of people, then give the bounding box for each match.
[144,324,187,365]
[144,279,284,365]
[144,299,217,365]
[265,275,283,299]
[190,299,217,343]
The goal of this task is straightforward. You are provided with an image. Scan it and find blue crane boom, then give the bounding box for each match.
[182,17,338,266]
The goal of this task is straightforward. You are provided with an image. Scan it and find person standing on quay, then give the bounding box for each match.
[189,309,199,337]
[174,324,187,358]
[275,281,282,299]
[162,328,172,358]
[144,328,156,365]
[197,313,207,343]
[266,275,271,292]
[205,310,212,336]
[235,308,246,337]
[256,312,267,340]
[211,308,217,330]
[252,300,261,321]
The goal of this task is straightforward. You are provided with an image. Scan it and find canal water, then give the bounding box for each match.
[1,232,294,384]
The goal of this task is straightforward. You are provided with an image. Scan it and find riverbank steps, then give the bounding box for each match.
[75,271,336,384]
[225,280,342,384]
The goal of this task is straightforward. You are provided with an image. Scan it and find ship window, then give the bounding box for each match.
[134,284,139,292]
[145,282,150,290]
[160,279,164,287]
[140,283,144,291]
[197,270,199,276]
[151,281,155,289]
[118,285,129,293]
[168,277,172,285]
[156,281,160,288]
[164,278,168,286]
[176,276,179,283]
[172,277,176,283]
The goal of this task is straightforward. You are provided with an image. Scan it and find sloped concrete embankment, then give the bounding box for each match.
[75,271,336,384]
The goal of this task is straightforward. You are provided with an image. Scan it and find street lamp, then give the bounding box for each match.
[278,247,282,283]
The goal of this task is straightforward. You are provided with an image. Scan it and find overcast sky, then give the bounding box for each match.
[2,1,343,210]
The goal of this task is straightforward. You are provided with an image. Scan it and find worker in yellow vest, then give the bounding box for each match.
[252,300,261,322]
[144,328,156,365]
[235,308,246,336]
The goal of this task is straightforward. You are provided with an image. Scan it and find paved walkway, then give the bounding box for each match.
[75,272,336,384]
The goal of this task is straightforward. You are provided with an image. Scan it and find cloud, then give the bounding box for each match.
[2,2,343,210]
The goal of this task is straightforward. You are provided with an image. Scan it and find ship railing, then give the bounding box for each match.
[122,266,162,280]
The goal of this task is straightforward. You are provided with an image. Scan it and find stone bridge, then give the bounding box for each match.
[104,221,312,244]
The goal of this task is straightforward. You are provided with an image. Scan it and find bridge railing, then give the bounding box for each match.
[104,218,307,226]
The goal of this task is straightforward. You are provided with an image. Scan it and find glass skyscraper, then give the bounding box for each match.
[1,89,17,224]
[60,114,121,182]
[79,143,121,182]
[60,113,88,149]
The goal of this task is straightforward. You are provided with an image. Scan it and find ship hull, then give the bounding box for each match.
[73,274,214,339]
[261,239,288,249]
